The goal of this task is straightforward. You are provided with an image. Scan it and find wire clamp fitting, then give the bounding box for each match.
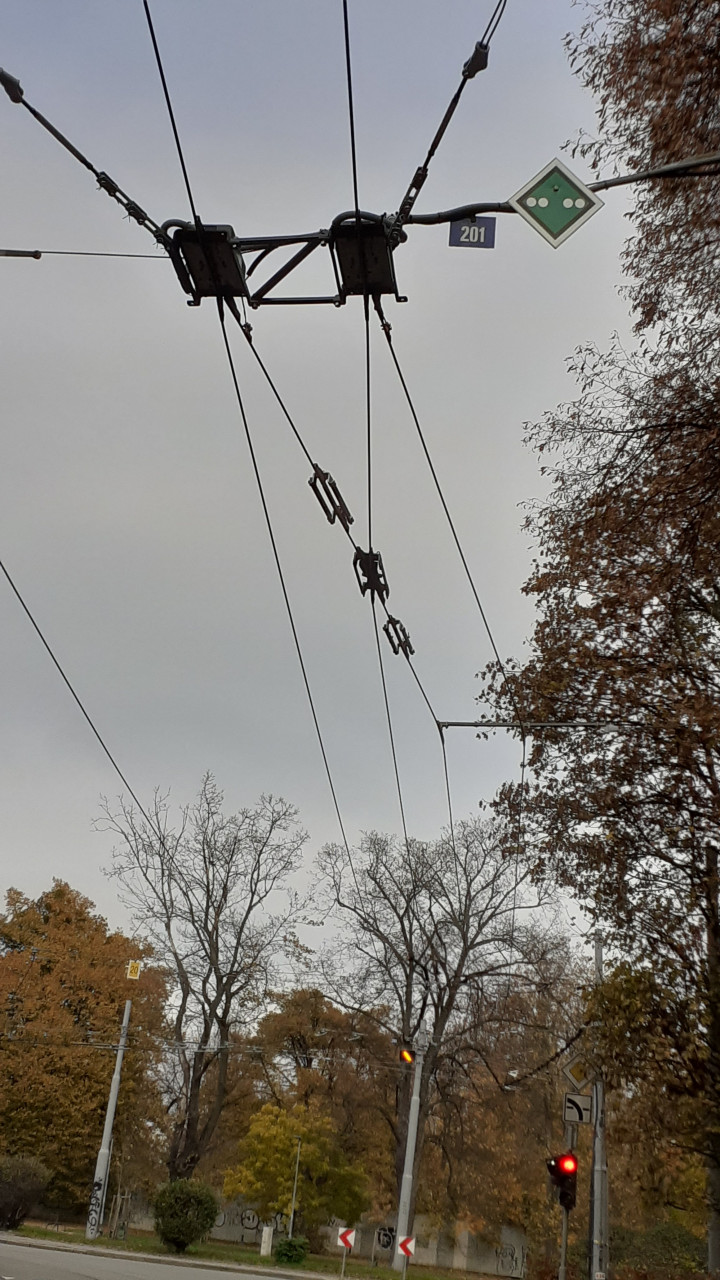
[353,547,389,603]
[462,41,489,79]
[383,616,414,657]
[310,465,354,532]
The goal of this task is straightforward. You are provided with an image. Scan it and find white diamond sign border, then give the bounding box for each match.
[508,156,604,248]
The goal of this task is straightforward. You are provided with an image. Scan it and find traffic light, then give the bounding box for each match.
[547,1151,578,1211]
[400,1047,415,1064]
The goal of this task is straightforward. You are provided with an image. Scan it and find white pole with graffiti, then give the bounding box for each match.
[85,999,132,1240]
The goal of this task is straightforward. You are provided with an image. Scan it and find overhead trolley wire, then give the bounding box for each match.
[371,598,410,849]
[340,0,417,848]
[142,0,201,227]
[341,0,362,230]
[139,0,510,889]
[140,0,360,880]
[338,0,371,550]
[221,309,445,745]
[0,554,168,847]
[373,303,525,731]
[373,301,528,912]
[216,306,353,862]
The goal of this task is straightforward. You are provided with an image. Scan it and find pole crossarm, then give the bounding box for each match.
[590,149,720,192]
[4,60,720,305]
[408,151,720,226]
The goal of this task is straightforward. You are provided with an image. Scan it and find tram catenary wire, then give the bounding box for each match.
[142,0,201,227]
[339,0,416,849]
[138,4,362,885]
[216,302,354,872]
[224,307,466,838]
[370,298,528,923]
[0,554,169,849]
[1,4,525,876]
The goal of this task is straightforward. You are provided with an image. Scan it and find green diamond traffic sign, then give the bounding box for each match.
[509,157,604,247]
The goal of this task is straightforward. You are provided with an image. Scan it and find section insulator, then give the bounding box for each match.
[383,616,414,657]
[353,547,389,603]
[309,465,354,532]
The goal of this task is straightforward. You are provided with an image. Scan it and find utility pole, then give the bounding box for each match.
[393,1022,429,1272]
[590,932,609,1280]
[558,1206,569,1280]
[288,1137,302,1239]
[85,999,132,1240]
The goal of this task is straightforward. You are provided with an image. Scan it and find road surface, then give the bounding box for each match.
[0,1240,272,1280]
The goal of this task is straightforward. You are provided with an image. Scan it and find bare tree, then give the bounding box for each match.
[317,816,560,1214]
[102,773,307,1181]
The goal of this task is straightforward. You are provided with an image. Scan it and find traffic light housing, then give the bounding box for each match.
[547,1151,577,1211]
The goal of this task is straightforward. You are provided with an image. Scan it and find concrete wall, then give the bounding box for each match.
[131,1198,526,1275]
[320,1218,526,1277]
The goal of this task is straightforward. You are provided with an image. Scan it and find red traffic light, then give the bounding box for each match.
[547,1151,578,1212]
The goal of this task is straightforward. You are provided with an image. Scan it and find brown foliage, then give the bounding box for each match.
[567,0,720,330]
[0,880,167,1208]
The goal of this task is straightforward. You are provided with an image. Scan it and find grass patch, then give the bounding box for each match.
[13,1224,470,1280]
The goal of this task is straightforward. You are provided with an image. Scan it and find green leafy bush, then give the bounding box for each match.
[274,1235,310,1263]
[0,1155,51,1230]
[153,1180,218,1253]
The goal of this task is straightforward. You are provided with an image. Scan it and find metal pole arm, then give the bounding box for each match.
[0,67,168,247]
[406,151,720,227]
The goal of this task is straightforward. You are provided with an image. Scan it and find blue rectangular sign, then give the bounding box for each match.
[448,216,496,248]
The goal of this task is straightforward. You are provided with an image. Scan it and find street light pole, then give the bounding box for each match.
[288,1137,302,1239]
[85,999,132,1240]
[393,1023,429,1272]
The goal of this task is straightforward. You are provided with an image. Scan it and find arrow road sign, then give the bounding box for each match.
[398,1237,416,1258]
[509,157,604,247]
[338,1228,356,1250]
[564,1092,593,1124]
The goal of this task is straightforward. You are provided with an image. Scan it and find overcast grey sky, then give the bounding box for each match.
[0,1,631,926]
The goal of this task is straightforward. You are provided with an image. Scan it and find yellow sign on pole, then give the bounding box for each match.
[126,960,142,980]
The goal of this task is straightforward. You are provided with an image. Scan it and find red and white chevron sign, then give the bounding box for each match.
[338,1228,356,1250]
[398,1236,416,1257]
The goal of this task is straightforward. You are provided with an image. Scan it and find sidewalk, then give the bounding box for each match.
[0,1232,331,1278]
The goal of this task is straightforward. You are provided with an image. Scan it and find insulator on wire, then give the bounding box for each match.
[353,547,389,602]
[383,615,414,657]
[309,465,354,532]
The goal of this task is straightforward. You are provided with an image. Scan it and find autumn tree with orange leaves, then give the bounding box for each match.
[0,880,167,1209]
[482,0,720,1269]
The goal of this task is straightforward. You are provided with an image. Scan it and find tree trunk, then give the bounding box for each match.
[706,844,720,1275]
